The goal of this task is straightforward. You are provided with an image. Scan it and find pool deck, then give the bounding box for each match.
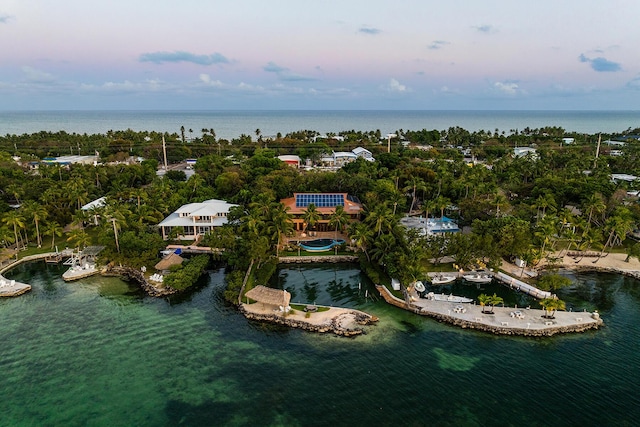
[377,285,603,336]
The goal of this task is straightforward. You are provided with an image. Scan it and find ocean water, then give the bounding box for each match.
[1,110,639,140]
[1,262,639,426]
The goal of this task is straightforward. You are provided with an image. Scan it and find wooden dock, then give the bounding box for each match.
[0,275,31,297]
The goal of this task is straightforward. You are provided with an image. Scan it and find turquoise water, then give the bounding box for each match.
[1,262,639,426]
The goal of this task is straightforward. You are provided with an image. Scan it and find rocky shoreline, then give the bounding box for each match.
[239,304,377,337]
[102,265,178,297]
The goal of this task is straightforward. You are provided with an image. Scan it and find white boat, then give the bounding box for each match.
[425,292,473,303]
[430,274,456,285]
[412,281,426,293]
[462,272,493,284]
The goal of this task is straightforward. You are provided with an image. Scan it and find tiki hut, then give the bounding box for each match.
[154,253,184,274]
[245,285,291,309]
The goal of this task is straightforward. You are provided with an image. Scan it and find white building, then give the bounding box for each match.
[158,199,238,240]
[513,147,537,158]
[400,216,460,237]
[352,147,375,162]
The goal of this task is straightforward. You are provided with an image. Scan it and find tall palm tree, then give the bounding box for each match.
[22,201,48,248]
[403,176,426,214]
[348,222,372,261]
[2,211,25,250]
[582,193,606,230]
[43,221,64,250]
[268,203,293,256]
[67,228,91,251]
[102,201,131,254]
[328,205,350,240]
[365,204,394,236]
[302,203,321,233]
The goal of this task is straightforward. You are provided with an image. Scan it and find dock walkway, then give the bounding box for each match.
[494,271,552,299]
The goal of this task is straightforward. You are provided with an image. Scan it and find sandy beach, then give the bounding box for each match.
[538,251,640,278]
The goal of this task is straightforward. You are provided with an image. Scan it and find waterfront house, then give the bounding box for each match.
[158,199,238,240]
[400,215,460,237]
[279,193,363,232]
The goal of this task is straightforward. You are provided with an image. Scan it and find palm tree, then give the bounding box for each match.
[597,209,634,261]
[329,205,350,240]
[22,201,48,247]
[2,211,25,250]
[0,225,15,248]
[488,293,504,312]
[67,228,91,251]
[539,297,566,319]
[582,193,606,230]
[433,195,451,219]
[302,203,321,234]
[365,204,394,236]
[478,293,491,314]
[403,176,426,214]
[102,201,131,254]
[43,221,63,250]
[268,203,293,256]
[348,222,372,261]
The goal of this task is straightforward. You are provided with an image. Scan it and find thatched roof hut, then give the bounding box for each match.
[154,253,184,272]
[245,285,291,307]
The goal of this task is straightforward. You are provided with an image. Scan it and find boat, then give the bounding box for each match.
[430,274,456,285]
[462,272,493,284]
[425,292,473,303]
[412,281,426,293]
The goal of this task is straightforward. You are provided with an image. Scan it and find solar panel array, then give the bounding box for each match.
[295,193,345,208]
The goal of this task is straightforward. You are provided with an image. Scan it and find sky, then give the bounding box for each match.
[1,0,640,110]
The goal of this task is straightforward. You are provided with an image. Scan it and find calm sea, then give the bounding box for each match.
[1,110,639,140]
[1,262,639,426]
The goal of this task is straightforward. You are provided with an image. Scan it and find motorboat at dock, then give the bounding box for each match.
[462,271,493,284]
[424,292,473,303]
[430,274,457,285]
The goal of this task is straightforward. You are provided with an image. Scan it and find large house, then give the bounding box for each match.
[400,215,460,237]
[158,199,238,240]
[279,193,363,232]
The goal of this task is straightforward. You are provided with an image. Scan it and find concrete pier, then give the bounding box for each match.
[377,285,602,337]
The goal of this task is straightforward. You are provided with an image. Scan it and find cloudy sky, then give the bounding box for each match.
[1,0,639,110]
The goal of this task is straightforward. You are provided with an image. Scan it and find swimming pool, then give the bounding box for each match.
[298,239,345,252]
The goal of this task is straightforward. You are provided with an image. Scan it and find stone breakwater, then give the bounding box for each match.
[376,285,603,337]
[102,266,177,297]
[240,305,377,337]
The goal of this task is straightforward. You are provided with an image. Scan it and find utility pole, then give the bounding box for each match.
[593,134,601,169]
[162,135,168,170]
[386,133,397,153]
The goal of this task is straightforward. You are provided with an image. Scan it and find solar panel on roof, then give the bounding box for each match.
[295,194,345,208]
